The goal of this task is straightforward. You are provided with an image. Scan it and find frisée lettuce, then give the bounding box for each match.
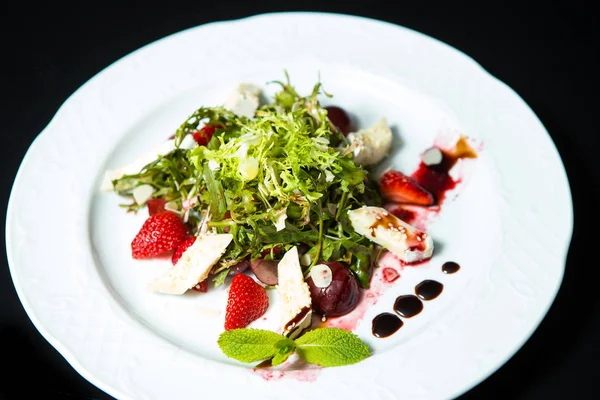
[110,74,383,288]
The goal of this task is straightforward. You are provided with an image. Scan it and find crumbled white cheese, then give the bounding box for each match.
[179,134,197,150]
[346,118,393,166]
[208,159,220,171]
[224,83,261,119]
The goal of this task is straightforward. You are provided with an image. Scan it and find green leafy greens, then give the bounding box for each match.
[112,74,382,287]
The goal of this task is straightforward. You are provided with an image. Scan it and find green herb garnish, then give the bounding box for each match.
[217,328,370,367]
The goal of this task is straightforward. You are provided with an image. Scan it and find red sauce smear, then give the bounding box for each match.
[412,136,478,205]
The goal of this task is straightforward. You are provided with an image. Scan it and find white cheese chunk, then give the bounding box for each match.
[132,184,155,205]
[348,206,433,263]
[346,118,392,166]
[147,234,233,294]
[224,83,261,119]
[179,133,197,150]
[277,246,312,338]
[273,207,288,232]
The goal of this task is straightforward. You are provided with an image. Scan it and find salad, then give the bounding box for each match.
[102,74,438,367]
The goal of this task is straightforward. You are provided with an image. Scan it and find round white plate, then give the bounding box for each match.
[6,12,572,400]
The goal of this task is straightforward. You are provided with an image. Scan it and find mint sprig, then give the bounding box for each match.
[294,328,370,367]
[217,329,286,363]
[218,328,370,367]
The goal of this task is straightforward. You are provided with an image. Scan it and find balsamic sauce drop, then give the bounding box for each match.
[442,261,460,274]
[415,280,444,300]
[372,313,403,338]
[393,295,424,318]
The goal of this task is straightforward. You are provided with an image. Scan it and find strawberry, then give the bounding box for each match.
[171,236,197,265]
[131,212,189,259]
[192,125,216,146]
[147,198,167,216]
[192,280,208,293]
[224,274,269,331]
[382,267,400,283]
[379,170,434,206]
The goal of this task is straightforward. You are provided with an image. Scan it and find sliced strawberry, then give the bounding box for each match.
[171,236,197,265]
[192,125,216,146]
[379,170,434,206]
[147,198,167,216]
[131,212,189,259]
[192,280,208,293]
[224,274,269,331]
[382,267,400,283]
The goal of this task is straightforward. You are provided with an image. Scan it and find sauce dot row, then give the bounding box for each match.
[372,261,459,338]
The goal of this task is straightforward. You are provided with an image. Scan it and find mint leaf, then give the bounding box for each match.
[218,329,287,363]
[271,338,296,366]
[295,328,370,367]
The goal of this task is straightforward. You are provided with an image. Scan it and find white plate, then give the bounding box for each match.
[6,12,572,400]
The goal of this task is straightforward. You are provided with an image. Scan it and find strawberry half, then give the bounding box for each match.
[131,212,189,259]
[379,170,434,206]
[171,236,197,265]
[224,274,269,331]
[192,125,216,146]
[147,198,167,216]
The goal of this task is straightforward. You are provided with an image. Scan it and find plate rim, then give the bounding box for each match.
[5,11,573,400]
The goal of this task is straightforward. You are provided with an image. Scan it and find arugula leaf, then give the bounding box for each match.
[203,163,227,220]
[212,269,230,288]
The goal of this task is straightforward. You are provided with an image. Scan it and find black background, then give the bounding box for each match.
[1,1,598,399]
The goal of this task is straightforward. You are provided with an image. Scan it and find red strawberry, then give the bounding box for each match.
[171,236,197,265]
[224,274,269,331]
[192,125,216,146]
[131,212,189,259]
[147,198,167,216]
[382,267,400,283]
[379,170,434,206]
[192,280,208,293]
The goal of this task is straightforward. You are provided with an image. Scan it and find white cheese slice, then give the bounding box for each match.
[277,246,312,339]
[348,206,434,263]
[273,207,288,232]
[346,118,393,166]
[224,83,261,119]
[147,234,233,294]
[132,184,155,205]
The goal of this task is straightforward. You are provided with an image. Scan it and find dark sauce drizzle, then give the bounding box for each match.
[372,313,403,338]
[372,261,459,338]
[393,295,423,318]
[415,280,444,300]
[442,261,460,274]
